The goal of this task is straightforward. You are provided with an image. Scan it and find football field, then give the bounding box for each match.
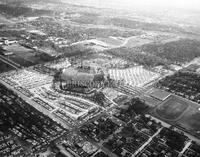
[151,95,200,138]
[155,96,189,120]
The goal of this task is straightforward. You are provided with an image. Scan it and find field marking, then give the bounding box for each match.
[154,95,191,122]
[109,66,159,87]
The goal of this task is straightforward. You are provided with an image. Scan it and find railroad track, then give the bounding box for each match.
[0,55,22,69]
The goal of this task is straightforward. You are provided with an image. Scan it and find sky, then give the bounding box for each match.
[64,0,200,10]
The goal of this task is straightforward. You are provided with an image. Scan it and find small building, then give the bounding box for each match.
[2,51,14,56]
[4,40,18,45]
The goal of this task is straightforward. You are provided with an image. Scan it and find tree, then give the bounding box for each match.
[92,92,105,106]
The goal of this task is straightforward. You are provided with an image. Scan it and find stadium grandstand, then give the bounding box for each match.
[59,65,105,95]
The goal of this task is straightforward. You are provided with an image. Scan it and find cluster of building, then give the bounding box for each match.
[0,61,104,130]
[0,83,68,157]
[0,37,18,56]
[80,116,119,142]
[1,36,200,157]
[157,71,200,103]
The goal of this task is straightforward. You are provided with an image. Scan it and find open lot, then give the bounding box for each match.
[3,44,37,66]
[149,88,171,101]
[0,15,12,24]
[124,36,152,48]
[3,44,53,66]
[3,44,33,53]
[140,95,161,107]
[98,36,124,47]
[102,88,125,101]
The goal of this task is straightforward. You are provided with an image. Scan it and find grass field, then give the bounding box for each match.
[155,96,189,120]
[3,44,33,53]
[3,44,51,66]
[151,95,200,138]
[178,103,200,135]
[4,44,36,66]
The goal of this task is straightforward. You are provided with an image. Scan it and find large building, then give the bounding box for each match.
[59,66,105,95]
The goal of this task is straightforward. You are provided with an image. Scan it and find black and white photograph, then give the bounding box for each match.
[0,0,200,156]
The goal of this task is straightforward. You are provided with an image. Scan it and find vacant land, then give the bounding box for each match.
[3,44,37,66]
[124,36,152,48]
[102,88,125,101]
[70,12,100,25]
[140,95,161,107]
[98,37,124,47]
[3,44,33,53]
[3,44,54,66]
[150,88,171,101]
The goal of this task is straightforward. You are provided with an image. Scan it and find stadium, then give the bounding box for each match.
[59,65,105,95]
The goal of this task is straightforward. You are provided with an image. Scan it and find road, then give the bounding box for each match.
[179,140,192,156]
[0,78,71,130]
[132,127,163,157]
[76,130,118,157]
[0,55,21,69]
[146,114,200,144]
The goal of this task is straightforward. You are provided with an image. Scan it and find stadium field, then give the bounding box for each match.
[155,95,189,120]
[150,95,200,138]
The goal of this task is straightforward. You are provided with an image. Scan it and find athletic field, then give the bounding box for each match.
[151,95,200,138]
